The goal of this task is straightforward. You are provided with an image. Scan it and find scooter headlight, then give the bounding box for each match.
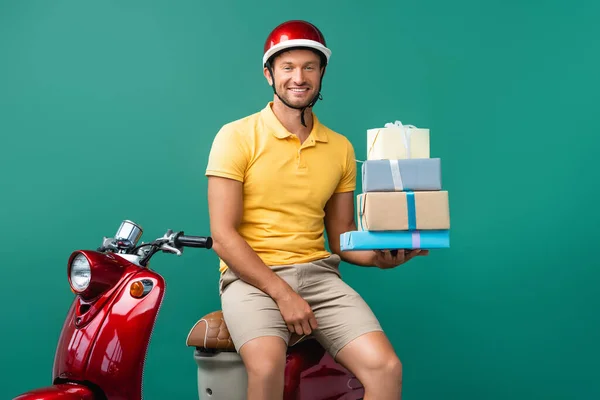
[70,253,91,292]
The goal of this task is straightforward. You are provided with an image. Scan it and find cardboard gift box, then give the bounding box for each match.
[357,191,450,231]
[340,230,450,250]
[366,121,430,160]
[362,158,442,192]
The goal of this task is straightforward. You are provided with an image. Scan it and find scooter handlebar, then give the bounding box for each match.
[174,233,213,249]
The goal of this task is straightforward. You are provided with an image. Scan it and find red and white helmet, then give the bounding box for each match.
[263,20,331,67]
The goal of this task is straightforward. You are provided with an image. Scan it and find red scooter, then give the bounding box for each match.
[13,220,365,400]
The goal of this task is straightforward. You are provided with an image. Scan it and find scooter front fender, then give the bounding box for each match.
[13,383,95,400]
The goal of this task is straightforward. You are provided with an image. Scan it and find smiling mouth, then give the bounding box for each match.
[288,88,309,92]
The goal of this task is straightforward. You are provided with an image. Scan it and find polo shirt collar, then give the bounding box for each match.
[261,102,328,142]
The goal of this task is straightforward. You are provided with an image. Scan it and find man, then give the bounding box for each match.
[205,20,427,400]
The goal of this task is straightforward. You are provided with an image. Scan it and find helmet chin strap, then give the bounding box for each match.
[266,64,324,127]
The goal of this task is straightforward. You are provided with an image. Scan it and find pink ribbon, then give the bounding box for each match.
[411,231,421,249]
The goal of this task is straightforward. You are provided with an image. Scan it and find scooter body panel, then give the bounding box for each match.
[52,252,165,400]
[193,337,365,399]
[53,252,136,382]
[294,353,365,399]
[85,268,165,400]
[13,383,95,400]
[285,339,365,400]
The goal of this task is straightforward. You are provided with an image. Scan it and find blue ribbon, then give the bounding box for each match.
[406,190,416,230]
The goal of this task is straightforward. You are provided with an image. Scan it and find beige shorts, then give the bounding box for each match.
[219,254,383,359]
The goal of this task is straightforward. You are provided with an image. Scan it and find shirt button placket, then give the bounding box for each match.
[296,137,313,170]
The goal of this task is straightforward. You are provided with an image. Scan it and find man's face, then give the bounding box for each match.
[264,49,324,109]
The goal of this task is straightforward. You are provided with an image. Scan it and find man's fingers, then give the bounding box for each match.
[387,251,395,262]
[387,250,397,262]
[406,250,419,260]
[406,249,428,261]
[301,320,312,335]
[379,250,391,262]
[375,248,429,269]
[393,250,405,263]
[375,250,387,261]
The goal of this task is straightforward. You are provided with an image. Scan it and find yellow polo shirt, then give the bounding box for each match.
[205,102,356,272]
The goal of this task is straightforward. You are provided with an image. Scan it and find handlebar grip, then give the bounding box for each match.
[174,233,213,249]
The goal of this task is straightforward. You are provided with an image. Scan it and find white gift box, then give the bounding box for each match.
[367,120,430,160]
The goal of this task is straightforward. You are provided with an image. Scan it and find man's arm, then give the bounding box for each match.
[207,175,318,335]
[207,175,293,298]
[324,191,376,267]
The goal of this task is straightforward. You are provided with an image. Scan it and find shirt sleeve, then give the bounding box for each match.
[205,124,249,182]
[334,138,357,193]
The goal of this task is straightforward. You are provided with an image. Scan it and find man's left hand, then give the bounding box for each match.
[372,249,429,269]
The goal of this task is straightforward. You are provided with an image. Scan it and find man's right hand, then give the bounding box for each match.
[274,288,318,336]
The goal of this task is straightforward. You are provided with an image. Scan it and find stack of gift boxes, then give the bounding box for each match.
[340,121,451,251]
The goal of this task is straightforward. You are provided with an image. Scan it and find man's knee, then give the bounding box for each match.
[335,332,402,384]
[240,336,287,380]
[383,355,403,382]
[360,350,402,380]
[360,353,402,392]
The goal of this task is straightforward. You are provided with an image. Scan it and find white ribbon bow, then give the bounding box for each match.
[384,120,416,158]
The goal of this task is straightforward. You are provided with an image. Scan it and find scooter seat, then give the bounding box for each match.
[186,310,309,352]
[186,310,236,352]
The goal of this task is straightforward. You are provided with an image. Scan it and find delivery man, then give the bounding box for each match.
[205,19,427,400]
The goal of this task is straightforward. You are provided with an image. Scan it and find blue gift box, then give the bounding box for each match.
[362,158,442,192]
[340,230,450,251]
